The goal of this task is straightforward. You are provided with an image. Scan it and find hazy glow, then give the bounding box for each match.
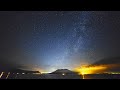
[74,65,107,75]
[41,72,50,74]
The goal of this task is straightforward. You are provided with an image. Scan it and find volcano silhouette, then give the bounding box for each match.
[50,69,78,75]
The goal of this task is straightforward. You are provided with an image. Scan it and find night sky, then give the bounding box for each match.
[0,11,120,72]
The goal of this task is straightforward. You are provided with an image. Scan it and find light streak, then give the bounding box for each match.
[0,72,4,78]
[82,74,85,79]
[6,72,10,79]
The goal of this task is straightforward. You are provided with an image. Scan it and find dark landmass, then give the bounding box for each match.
[50,69,78,75]
[10,69,40,74]
[1,68,120,79]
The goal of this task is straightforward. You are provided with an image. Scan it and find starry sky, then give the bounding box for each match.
[0,11,120,72]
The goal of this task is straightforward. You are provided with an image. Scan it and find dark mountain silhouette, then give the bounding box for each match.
[50,69,78,75]
[10,68,40,74]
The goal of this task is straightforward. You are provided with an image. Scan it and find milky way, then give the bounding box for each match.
[1,11,120,72]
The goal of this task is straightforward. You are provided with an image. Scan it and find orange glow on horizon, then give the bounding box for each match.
[74,65,107,75]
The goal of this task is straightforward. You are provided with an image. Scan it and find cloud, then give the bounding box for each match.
[0,57,21,71]
[91,57,120,72]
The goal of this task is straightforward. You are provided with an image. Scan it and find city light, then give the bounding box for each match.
[62,73,65,75]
